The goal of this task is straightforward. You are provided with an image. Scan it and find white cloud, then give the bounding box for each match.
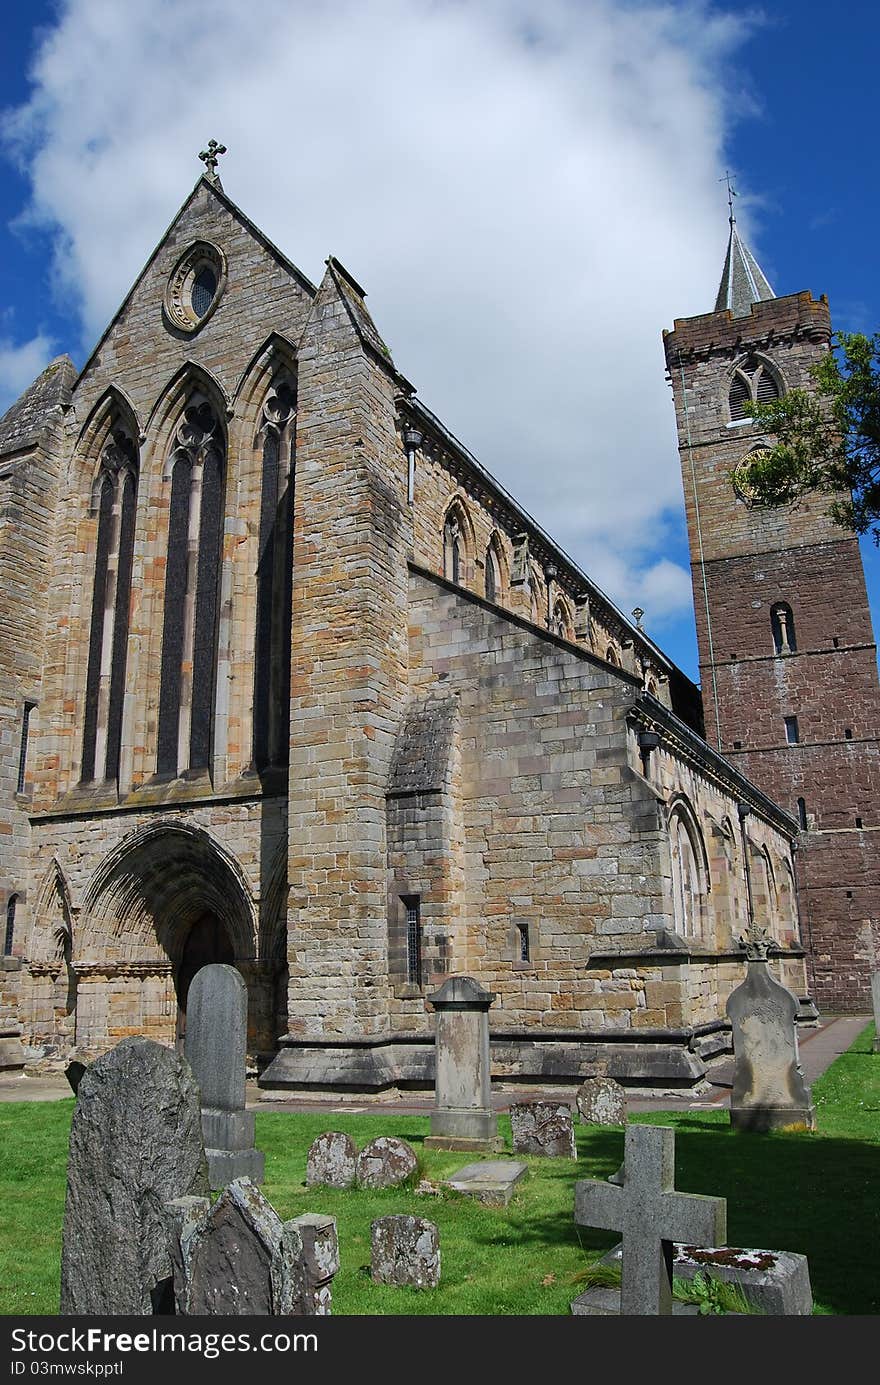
[0,332,55,413]
[3,0,761,634]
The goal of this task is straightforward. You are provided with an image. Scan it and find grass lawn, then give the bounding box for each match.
[0,1021,877,1316]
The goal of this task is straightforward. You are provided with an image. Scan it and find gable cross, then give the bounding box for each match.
[199,139,227,180]
[574,1124,726,1314]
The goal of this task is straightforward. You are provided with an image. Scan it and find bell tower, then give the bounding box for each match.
[663,210,880,1013]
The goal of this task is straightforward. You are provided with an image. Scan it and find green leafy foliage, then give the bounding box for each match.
[734,332,880,539]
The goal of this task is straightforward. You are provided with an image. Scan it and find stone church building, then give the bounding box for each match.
[0,153,873,1089]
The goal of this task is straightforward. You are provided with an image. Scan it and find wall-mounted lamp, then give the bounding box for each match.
[404,426,423,505]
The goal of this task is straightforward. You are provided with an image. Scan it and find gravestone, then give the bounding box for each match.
[576,1076,625,1126]
[424,976,502,1153]
[371,1215,441,1288]
[306,1131,358,1188]
[574,1124,726,1315]
[581,1241,812,1316]
[872,970,880,1053]
[356,1136,417,1188]
[510,1099,576,1156]
[166,1178,338,1315]
[185,963,265,1187]
[289,1213,340,1313]
[726,929,816,1132]
[444,1160,528,1207]
[60,1036,209,1315]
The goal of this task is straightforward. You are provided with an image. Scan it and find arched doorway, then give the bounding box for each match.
[174,911,235,1046]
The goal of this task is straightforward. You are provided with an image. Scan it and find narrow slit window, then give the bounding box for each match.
[517,921,530,962]
[17,702,35,794]
[784,715,800,745]
[3,894,16,956]
[404,895,422,987]
[797,797,808,830]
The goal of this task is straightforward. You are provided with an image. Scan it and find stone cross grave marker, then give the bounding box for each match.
[61,1036,208,1315]
[185,963,265,1187]
[574,1124,726,1315]
[726,928,815,1131]
[424,975,502,1153]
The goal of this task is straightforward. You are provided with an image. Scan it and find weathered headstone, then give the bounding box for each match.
[289,1213,340,1314]
[574,1124,726,1315]
[60,1036,209,1315]
[306,1131,358,1188]
[424,976,502,1153]
[166,1178,338,1315]
[185,963,265,1187]
[371,1216,440,1288]
[444,1160,528,1207]
[872,970,880,1053]
[356,1136,418,1188]
[510,1099,576,1156]
[726,929,816,1132]
[576,1076,625,1126]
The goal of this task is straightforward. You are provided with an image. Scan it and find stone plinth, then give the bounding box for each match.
[185,963,264,1188]
[727,957,816,1132]
[424,975,502,1153]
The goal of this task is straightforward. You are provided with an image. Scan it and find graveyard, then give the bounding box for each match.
[0,1017,877,1317]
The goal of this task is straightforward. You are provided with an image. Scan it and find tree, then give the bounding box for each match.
[734,332,880,541]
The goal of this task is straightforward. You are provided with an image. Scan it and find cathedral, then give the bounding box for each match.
[0,149,876,1090]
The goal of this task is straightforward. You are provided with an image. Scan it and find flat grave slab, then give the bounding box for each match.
[445,1160,528,1207]
[580,1242,813,1316]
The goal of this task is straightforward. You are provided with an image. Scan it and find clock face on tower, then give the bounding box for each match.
[731,451,768,506]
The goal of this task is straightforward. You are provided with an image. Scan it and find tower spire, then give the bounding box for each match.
[713,173,775,317]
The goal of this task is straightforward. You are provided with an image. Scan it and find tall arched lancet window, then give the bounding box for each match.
[157,394,226,777]
[552,599,572,640]
[81,421,139,784]
[771,602,797,654]
[669,804,706,940]
[253,371,296,770]
[728,356,782,421]
[484,535,504,604]
[443,503,470,586]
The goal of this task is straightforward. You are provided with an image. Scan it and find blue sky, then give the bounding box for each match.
[0,0,877,683]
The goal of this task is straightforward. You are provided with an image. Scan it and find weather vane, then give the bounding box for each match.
[719,169,738,221]
[199,139,227,180]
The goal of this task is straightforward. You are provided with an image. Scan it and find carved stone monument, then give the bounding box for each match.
[185,963,265,1187]
[424,975,502,1152]
[727,928,816,1132]
[573,1124,727,1315]
[166,1178,338,1315]
[60,1036,208,1315]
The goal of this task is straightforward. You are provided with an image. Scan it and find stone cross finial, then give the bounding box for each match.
[199,139,227,180]
[574,1125,726,1314]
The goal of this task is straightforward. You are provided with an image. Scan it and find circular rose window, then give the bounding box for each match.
[163,241,227,333]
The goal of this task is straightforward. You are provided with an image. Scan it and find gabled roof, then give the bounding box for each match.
[78,175,318,382]
[0,354,76,457]
[714,217,775,318]
[325,256,393,363]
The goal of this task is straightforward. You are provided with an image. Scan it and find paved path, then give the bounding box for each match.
[0,1014,870,1111]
